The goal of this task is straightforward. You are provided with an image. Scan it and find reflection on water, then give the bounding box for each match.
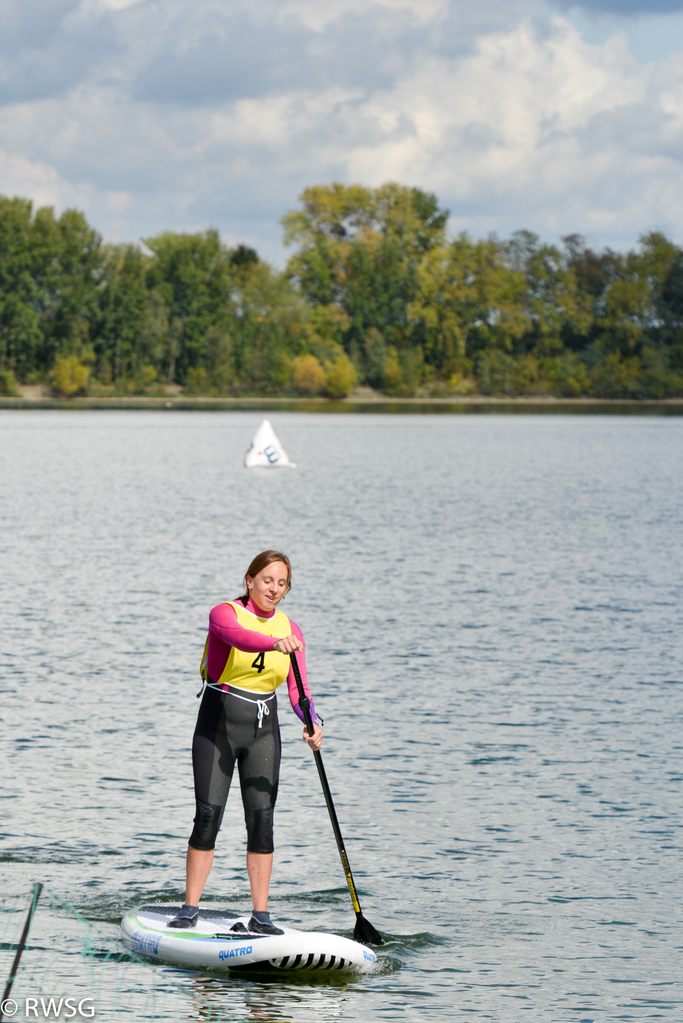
[1,410,682,1021]
[181,973,353,1022]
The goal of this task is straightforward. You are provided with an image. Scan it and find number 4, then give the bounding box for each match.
[251,652,266,673]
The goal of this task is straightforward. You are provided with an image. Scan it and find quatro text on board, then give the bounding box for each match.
[219,945,253,960]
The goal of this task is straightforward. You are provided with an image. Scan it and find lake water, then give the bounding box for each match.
[1,410,682,1022]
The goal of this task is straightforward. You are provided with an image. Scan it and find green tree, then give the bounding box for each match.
[0,198,49,379]
[0,199,103,380]
[0,367,20,395]
[232,260,310,394]
[143,229,235,382]
[36,208,103,371]
[283,182,449,384]
[6,184,683,401]
[96,245,152,384]
[51,354,90,396]
[409,233,531,381]
[291,353,326,395]
[324,350,357,398]
[502,230,592,358]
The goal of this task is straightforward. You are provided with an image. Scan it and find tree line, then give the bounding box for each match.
[1,184,683,399]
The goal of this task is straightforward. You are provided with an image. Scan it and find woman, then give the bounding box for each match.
[169,550,323,934]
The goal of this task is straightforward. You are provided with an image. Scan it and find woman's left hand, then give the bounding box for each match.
[302,722,323,751]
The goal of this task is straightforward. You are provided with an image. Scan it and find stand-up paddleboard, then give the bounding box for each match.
[121,906,377,973]
[244,420,296,469]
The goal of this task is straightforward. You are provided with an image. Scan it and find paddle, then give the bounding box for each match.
[2,883,42,1021]
[289,651,384,946]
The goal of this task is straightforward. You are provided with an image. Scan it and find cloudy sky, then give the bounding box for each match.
[2,0,683,261]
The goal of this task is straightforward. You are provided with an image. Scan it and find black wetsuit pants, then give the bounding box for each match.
[189,685,281,854]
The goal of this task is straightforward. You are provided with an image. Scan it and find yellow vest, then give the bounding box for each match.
[200,601,292,693]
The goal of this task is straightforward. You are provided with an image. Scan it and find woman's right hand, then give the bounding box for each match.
[273,635,303,654]
[303,721,323,751]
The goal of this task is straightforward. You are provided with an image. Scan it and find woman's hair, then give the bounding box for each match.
[240,550,292,604]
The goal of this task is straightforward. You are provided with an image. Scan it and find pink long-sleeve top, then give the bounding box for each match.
[207,597,317,723]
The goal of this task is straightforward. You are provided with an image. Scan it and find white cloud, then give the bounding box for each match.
[1,0,683,258]
[0,145,91,212]
[550,0,683,13]
[335,18,683,243]
[276,0,451,31]
[346,20,643,189]
[94,0,143,9]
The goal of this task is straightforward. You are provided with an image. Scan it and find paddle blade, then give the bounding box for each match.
[354,913,384,946]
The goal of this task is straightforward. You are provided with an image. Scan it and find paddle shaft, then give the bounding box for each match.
[289,652,377,934]
[1,883,42,1018]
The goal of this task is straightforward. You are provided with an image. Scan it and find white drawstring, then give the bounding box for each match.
[255,700,270,728]
[207,684,276,728]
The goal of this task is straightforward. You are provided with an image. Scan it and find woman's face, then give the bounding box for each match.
[247,561,290,612]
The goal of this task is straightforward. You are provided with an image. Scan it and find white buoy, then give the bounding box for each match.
[244,420,296,469]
